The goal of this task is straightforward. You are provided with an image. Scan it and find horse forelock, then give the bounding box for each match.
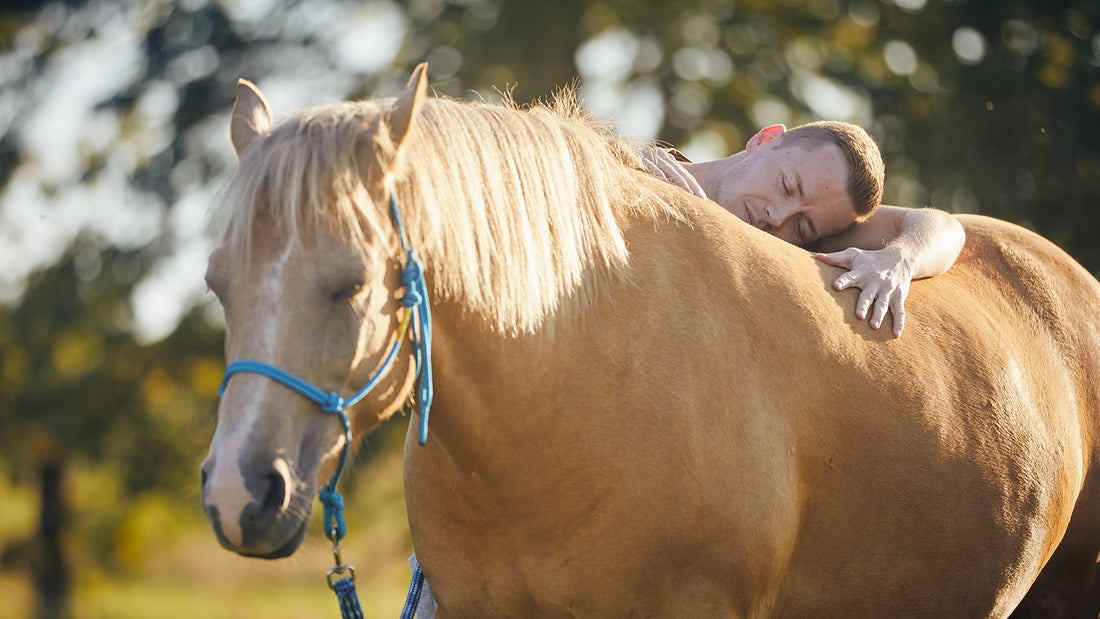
[216,100,393,269]
[217,89,688,334]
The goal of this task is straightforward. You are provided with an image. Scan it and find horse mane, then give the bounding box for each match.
[219,87,690,334]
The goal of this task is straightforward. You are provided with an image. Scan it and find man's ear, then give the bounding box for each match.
[746,124,786,152]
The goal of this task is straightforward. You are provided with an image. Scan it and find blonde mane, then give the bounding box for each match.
[219,89,689,334]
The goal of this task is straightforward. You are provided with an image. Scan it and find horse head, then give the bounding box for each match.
[200,66,428,558]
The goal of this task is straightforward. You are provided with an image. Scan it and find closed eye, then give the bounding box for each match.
[330,281,364,301]
[796,215,819,244]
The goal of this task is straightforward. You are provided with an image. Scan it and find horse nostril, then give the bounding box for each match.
[260,472,287,514]
[240,470,289,536]
[230,459,298,548]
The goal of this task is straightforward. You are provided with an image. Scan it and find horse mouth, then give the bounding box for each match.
[205,500,313,560]
[238,519,310,559]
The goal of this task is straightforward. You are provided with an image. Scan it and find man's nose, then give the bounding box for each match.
[763,203,789,229]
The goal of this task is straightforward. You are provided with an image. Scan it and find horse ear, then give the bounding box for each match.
[230,78,273,158]
[386,63,428,148]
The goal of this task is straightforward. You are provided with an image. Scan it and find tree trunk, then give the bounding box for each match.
[32,434,71,619]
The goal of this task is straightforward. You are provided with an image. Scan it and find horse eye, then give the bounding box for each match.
[330,281,364,301]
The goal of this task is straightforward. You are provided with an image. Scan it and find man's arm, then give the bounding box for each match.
[814,205,966,338]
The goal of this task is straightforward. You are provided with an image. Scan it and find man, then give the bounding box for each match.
[642,121,965,338]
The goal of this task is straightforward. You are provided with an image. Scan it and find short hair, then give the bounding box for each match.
[778,121,884,221]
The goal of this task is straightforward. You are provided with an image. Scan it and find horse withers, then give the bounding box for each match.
[200,64,1100,617]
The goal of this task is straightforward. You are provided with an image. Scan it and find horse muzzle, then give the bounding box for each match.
[200,442,314,559]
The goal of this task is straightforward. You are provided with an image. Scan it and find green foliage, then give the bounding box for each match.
[406,0,1099,271]
[0,239,218,494]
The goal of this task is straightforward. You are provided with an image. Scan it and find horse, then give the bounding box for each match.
[200,64,1100,617]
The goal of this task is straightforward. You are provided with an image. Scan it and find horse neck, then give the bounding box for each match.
[414,201,757,477]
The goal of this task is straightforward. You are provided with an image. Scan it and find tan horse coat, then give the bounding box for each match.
[407,206,1100,617]
[204,66,1100,618]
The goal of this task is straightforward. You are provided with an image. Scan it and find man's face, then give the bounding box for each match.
[715,135,858,246]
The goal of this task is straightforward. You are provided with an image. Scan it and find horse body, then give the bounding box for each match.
[202,66,1100,617]
[407,205,1099,617]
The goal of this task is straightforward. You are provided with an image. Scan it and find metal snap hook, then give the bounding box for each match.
[327,562,356,589]
[327,536,356,589]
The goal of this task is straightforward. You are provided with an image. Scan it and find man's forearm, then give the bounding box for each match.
[888,207,966,279]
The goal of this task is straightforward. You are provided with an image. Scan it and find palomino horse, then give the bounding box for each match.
[201,65,1100,617]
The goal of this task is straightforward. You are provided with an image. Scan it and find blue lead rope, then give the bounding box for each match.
[333,576,366,619]
[400,560,426,619]
[390,194,434,445]
[217,193,433,619]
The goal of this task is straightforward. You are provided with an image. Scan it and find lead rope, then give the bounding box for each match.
[321,407,363,619]
[400,558,426,619]
[389,193,432,615]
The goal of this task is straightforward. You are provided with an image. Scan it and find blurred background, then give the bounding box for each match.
[0,0,1097,617]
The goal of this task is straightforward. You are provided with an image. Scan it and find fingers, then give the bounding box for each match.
[869,294,890,330]
[890,295,906,338]
[680,172,707,199]
[817,248,858,271]
[661,161,706,199]
[641,147,707,199]
[640,152,670,182]
[858,288,907,337]
[832,270,857,291]
[855,286,876,321]
[822,245,912,337]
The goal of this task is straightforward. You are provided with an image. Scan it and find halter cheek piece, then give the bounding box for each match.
[216,194,433,613]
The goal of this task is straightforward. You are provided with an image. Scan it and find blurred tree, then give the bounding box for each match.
[400,0,1099,272]
[0,238,222,617]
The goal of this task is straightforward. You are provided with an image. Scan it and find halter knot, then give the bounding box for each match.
[318,486,347,542]
[401,288,423,307]
[399,255,425,307]
[320,392,345,414]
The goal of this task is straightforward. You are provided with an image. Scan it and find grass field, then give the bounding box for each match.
[0,447,415,619]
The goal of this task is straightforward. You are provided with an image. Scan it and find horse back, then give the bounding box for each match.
[661,209,1100,616]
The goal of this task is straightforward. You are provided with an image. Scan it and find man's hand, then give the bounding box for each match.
[815,246,913,338]
[640,147,707,199]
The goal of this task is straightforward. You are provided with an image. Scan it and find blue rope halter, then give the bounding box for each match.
[217,193,432,618]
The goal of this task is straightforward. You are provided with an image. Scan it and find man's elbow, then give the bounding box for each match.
[942,210,966,255]
[934,210,966,272]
